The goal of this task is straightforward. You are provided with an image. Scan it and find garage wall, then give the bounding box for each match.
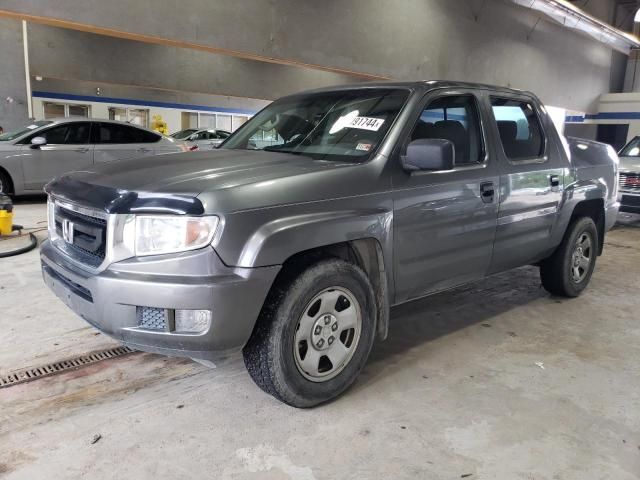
[0,18,29,130]
[0,0,622,112]
[26,23,364,102]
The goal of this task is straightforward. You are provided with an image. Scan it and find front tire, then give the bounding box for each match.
[0,170,12,195]
[243,258,376,408]
[540,217,598,297]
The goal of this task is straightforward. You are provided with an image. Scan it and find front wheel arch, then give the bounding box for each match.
[567,199,605,255]
[248,237,390,348]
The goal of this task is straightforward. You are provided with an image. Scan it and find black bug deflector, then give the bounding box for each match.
[44,176,205,215]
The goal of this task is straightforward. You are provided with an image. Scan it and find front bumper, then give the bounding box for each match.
[41,240,280,361]
[619,192,640,214]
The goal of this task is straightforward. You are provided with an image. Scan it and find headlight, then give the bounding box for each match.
[133,215,219,256]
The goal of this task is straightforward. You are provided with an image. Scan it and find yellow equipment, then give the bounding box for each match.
[0,194,13,236]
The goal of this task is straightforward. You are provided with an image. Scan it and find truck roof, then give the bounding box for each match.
[288,80,535,99]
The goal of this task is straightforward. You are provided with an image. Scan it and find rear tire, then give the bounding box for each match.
[540,217,598,297]
[243,258,376,408]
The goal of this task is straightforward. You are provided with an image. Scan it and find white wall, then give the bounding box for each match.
[31,97,251,134]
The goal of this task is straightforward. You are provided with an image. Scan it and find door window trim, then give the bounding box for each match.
[489,95,548,166]
[399,90,490,173]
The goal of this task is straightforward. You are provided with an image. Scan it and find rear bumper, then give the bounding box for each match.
[41,240,280,361]
[619,192,640,214]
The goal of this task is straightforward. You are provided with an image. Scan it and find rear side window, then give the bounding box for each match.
[491,98,544,160]
[92,123,160,144]
[28,122,90,145]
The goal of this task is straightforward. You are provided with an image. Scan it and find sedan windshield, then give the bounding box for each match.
[0,120,52,141]
[222,88,409,162]
[619,136,640,157]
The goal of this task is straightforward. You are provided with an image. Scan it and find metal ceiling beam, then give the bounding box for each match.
[512,0,640,53]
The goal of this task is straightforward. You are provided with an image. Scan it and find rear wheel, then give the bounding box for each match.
[540,217,598,297]
[243,258,376,408]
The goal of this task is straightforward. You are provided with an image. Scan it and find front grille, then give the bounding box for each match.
[137,307,168,331]
[53,201,107,268]
[619,172,640,192]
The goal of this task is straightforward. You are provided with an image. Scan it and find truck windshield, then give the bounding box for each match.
[0,120,52,141]
[222,88,409,162]
[619,136,640,157]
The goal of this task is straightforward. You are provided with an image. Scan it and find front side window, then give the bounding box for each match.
[33,122,90,144]
[619,136,640,157]
[491,97,544,160]
[410,95,484,165]
[93,123,160,144]
[223,88,409,162]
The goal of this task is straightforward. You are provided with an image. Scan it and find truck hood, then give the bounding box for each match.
[619,156,640,173]
[68,149,352,195]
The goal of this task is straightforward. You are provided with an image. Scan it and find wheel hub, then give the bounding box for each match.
[311,314,338,350]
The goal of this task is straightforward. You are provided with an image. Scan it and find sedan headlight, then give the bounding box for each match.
[133,215,219,256]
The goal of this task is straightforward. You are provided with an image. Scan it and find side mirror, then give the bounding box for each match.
[402,138,454,172]
[30,136,47,148]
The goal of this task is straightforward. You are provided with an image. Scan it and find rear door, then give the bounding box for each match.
[21,121,93,190]
[486,95,564,274]
[392,90,499,302]
[92,122,161,163]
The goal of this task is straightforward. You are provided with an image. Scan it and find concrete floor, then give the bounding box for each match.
[1,199,639,479]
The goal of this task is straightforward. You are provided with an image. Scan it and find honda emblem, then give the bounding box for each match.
[62,219,75,244]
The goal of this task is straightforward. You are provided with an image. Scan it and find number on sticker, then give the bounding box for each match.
[348,116,385,131]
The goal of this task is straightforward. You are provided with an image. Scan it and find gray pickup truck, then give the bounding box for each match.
[41,81,619,407]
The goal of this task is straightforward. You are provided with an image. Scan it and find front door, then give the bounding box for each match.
[21,121,93,190]
[392,91,499,303]
[486,95,564,274]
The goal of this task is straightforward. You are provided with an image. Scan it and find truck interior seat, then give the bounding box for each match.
[497,120,518,157]
[433,120,469,164]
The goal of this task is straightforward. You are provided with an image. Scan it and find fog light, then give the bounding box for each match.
[174,309,212,333]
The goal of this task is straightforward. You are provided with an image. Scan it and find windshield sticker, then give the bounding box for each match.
[348,116,385,131]
[27,124,39,130]
[356,142,373,152]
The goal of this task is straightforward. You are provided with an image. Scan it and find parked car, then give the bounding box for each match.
[0,118,187,195]
[177,128,232,150]
[41,81,619,407]
[170,128,199,140]
[616,136,640,213]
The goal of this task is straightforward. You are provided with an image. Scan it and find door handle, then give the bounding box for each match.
[137,147,152,153]
[550,174,561,190]
[480,181,495,204]
[74,147,89,153]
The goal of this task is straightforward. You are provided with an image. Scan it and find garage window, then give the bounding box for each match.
[43,102,90,119]
[491,97,545,160]
[108,107,149,128]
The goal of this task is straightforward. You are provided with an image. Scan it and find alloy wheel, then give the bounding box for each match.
[293,287,362,382]
[570,232,593,283]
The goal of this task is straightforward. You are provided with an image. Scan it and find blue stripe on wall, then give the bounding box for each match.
[32,91,259,116]
[565,112,640,123]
